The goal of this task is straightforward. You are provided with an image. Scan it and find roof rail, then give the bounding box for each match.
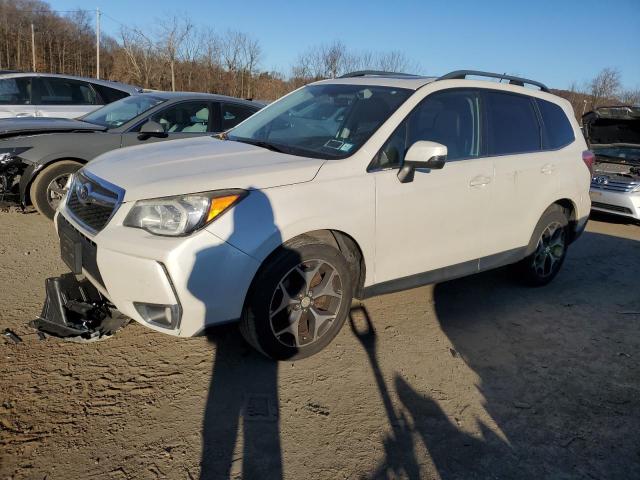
[437,70,549,92]
[339,70,418,79]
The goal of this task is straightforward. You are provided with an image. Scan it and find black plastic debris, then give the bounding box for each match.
[3,328,22,344]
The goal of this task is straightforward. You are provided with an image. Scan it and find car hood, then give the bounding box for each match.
[582,106,640,147]
[85,136,326,201]
[0,117,106,138]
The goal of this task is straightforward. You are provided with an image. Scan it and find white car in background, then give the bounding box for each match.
[0,71,141,119]
[38,70,592,360]
[583,105,640,221]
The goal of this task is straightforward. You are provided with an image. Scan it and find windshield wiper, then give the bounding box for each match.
[233,138,287,153]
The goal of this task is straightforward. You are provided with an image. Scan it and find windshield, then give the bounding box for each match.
[81,95,165,128]
[227,84,412,159]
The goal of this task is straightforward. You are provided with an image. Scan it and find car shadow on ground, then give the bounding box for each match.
[359,230,640,479]
[194,224,639,479]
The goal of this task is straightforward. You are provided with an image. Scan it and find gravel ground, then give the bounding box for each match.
[1,208,639,480]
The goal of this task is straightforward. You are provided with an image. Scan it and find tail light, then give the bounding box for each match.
[582,150,595,175]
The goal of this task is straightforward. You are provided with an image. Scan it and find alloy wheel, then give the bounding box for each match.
[532,221,565,278]
[269,259,343,348]
[46,174,70,210]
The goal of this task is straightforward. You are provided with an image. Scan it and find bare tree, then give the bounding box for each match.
[118,26,157,88]
[242,35,261,98]
[617,88,640,106]
[590,67,621,108]
[158,15,193,91]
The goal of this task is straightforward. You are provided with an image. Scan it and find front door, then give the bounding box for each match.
[372,88,493,284]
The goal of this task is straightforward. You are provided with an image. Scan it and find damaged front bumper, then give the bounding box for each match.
[32,272,128,340]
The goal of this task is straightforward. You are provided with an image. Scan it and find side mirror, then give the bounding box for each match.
[397,141,447,183]
[138,120,167,140]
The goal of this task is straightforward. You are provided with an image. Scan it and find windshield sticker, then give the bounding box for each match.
[324,139,344,149]
[340,143,354,152]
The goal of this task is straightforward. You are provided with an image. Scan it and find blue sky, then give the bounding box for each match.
[50,0,639,90]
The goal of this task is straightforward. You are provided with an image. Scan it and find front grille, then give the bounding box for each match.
[66,171,123,233]
[591,201,633,214]
[591,176,639,193]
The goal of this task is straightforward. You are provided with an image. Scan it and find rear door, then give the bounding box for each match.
[0,76,36,118]
[372,88,494,284]
[120,100,216,147]
[33,77,100,118]
[484,90,552,252]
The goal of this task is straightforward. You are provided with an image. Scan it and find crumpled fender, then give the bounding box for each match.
[18,161,44,206]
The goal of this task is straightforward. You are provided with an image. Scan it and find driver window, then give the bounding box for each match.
[150,102,210,133]
[371,89,481,170]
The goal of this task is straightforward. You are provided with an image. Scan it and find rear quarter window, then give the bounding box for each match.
[93,84,130,104]
[485,91,541,155]
[222,103,258,130]
[536,98,575,149]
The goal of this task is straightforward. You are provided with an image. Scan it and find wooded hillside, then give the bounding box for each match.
[1,0,637,117]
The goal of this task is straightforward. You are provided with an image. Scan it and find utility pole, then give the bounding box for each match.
[96,8,100,79]
[30,23,36,71]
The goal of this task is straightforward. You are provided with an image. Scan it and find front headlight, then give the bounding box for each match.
[123,189,247,236]
[0,147,31,165]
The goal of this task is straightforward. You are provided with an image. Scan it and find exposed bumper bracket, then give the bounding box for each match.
[31,273,120,339]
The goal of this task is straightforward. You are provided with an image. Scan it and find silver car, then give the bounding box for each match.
[583,106,640,222]
[0,72,141,119]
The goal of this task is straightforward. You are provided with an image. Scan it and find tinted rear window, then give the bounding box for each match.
[94,84,129,104]
[485,91,541,155]
[222,103,257,130]
[536,98,574,149]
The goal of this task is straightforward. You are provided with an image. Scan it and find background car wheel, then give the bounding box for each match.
[240,235,354,361]
[30,160,82,219]
[517,204,569,286]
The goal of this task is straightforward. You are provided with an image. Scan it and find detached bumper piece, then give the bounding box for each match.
[32,273,128,340]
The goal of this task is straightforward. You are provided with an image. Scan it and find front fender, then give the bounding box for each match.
[18,162,44,206]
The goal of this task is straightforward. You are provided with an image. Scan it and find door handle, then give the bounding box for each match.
[15,112,34,117]
[469,175,492,187]
[541,163,555,175]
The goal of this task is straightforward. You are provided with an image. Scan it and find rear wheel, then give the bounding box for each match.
[517,205,569,286]
[30,160,82,219]
[240,236,353,360]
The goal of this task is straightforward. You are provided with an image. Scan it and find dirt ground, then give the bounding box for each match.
[1,208,639,480]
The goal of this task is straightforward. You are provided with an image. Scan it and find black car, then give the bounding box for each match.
[0,92,262,218]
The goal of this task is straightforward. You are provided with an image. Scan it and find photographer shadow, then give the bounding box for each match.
[186,189,297,479]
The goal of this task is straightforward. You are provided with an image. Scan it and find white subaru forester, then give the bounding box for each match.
[42,70,592,360]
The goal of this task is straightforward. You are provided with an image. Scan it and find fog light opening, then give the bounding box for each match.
[134,302,181,329]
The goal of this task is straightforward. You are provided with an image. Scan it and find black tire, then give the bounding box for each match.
[240,235,354,360]
[517,204,570,286]
[30,160,82,219]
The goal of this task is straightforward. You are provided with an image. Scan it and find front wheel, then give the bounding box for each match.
[30,160,82,219]
[240,236,354,360]
[517,205,569,286]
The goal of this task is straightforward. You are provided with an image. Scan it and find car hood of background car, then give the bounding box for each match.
[583,106,640,147]
[85,136,326,201]
[0,117,106,138]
